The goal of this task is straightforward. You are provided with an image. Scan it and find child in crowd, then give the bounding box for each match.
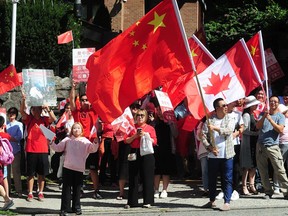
[0,116,14,210]
[50,122,99,216]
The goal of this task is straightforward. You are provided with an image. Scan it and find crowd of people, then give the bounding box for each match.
[0,86,287,214]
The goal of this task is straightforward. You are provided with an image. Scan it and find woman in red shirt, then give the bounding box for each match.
[124,109,157,209]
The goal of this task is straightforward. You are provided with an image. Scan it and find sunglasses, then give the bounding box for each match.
[136,114,145,118]
[218,104,228,108]
[81,99,88,102]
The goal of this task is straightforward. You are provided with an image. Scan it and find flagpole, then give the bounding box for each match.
[259,30,270,110]
[172,0,215,147]
[10,0,19,65]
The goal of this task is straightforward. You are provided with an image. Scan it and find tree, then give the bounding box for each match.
[204,0,288,57]
[0,0,82,77]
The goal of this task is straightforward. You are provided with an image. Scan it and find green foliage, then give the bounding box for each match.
[0,0,82,77]
[204,0,288,57]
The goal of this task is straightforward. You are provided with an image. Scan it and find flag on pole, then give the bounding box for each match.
[246,30,267,82]
[86,0,193,123]
[0,64,21,95]
[57,30,73,44]
[162,34,216,107]
[184,39,262,120]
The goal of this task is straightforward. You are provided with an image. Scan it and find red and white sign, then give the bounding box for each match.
[111,107,135,142]
[72,48,95,82]
[265,48,285,82]
[154,90,176,122]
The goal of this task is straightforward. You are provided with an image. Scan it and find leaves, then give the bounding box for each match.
[203,72,231,96]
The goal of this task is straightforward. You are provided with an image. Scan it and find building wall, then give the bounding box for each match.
[105,0,201,37]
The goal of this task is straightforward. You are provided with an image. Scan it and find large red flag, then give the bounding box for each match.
[86,0,192,123]
[162,34,216,107]
[246,30,267,82]
[184,39,261,120]
[57,30,73,44]
[0,65,21,95]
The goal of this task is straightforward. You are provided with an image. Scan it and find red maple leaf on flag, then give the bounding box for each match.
[203,72,231,96]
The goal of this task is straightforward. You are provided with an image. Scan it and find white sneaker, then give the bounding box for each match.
[216,191,224,200]
[231,190,239,201]
[154,190,160,198]
[274,188,281,194]
[160,190,168,198]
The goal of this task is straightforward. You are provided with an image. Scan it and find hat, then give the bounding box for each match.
[244,96,261,109]
[278,104,288,113]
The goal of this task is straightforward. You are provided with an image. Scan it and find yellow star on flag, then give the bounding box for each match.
[133,40,139,47]
[130,31,135,36]
[9,71,14,77]
[148,12,166,33]
[250,45,256,56]
[142,44,148,50]
[191,49,197,57]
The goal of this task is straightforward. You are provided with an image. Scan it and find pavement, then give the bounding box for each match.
[3,179,288,216]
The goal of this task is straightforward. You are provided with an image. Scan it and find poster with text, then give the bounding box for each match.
[22,69,57,106]
[154,90,176,122]
[72,48,95,82]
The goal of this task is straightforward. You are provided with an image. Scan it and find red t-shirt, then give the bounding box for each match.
[125,123,157,149]
[24,115,50,153]
[72,107,98,139]
[0,132,11,140]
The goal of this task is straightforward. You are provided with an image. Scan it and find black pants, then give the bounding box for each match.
[99,138,117,184]
[61,167,83,212]
[128,151,155,206]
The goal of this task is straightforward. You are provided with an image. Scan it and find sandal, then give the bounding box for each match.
[249,184,259,195]
[242,185,251,195]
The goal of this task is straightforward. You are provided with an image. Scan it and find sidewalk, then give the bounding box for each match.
[5,179,288,215]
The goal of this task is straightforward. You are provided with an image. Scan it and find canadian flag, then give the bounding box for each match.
[56,112,69,128]
[184,39,262,120]
[246,30,267,82]
[162,34,216,108]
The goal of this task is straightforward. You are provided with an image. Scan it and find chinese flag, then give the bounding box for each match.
[184,39,262,120]
[86,0,192,123]
[57,30,73,44]
[162,34,216,108]
[246,30,267,82]
[0,65,21,95]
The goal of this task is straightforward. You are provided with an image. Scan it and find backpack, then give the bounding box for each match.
[0,136,14,166]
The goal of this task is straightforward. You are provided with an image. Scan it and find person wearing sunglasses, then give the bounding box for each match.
[256,95,288,200]
[201,98,235,211]
[124,109,157,209]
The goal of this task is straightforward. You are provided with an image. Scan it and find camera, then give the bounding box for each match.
[137,128,142,133]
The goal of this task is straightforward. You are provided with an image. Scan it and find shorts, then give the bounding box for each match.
[85,152,99,170]
[26,153,50,176]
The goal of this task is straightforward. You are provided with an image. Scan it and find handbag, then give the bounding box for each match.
[140,133,154,156]
[127,153,137,161]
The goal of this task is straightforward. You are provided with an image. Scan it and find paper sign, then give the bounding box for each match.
[154,90,176,122]
[72,48,95,82]
[265,48,285,82]
[39,124,56,141]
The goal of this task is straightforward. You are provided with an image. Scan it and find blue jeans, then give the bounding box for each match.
[208,158,233,203]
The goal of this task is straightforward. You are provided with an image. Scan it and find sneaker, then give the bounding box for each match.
[143,204,151,208]
[219,203,230,211]
[154,190,160,198]
[60,210,69,216]
[274,188,281,194]
[93,190,103,199]
[160,190,168,198]
[216,191,224,200]
[201,201,216,208]
[231,190,240,201]
[38,193,44,201]
[1,199,14,211]
[75,208,82,215]
[26,193,34,202]
[263,194,272,199]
